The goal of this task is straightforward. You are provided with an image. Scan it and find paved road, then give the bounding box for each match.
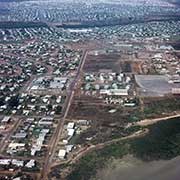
[40,50,87,180]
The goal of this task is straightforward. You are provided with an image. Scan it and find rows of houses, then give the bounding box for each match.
[0,158,36,169]
[6,116,55,158]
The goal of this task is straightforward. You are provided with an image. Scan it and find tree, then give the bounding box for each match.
[8,95,19,108]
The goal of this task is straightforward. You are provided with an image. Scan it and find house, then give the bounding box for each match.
[39,121,52,126]
[1,116,11,123]
[25,160,35,168]
[67,122,75,129]
[12,132,27,139]
[67,129,75,137]
[8,143,25,149]
[100,89,128,96]
[58,149,66,159]
[12,159,24,167]
[110,89,128,96]
[39,117,53,125]
[0,159,11,165]
[65,145,74,153]
[31,145,41,156]
[56,96,62,103]
[124,103,136,107]
[0,125,6,130]
[100,89,110,95]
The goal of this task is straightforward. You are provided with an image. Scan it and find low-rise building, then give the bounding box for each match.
[58,149,66,159]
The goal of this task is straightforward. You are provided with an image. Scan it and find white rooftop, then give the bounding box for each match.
[58,149,66,159]
[67,122,75,129]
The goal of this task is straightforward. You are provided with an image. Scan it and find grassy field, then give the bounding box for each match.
[129,97,180,122]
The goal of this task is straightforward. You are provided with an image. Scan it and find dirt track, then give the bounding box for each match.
[52,113,180,168]
[135,113,180,126]
[51,128,149,168]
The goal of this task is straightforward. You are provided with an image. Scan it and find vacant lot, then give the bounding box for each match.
[84,52,121,72]
[135,75,180,97]
[67,95,139,143]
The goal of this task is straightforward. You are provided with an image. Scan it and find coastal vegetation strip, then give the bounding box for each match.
[66,116,180,180]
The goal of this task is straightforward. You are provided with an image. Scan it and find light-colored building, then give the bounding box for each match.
[100,89,128,96]
[67,122,75,129]
[172,88,180,95]
[1,116,11,123]
[58,149,66,159]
